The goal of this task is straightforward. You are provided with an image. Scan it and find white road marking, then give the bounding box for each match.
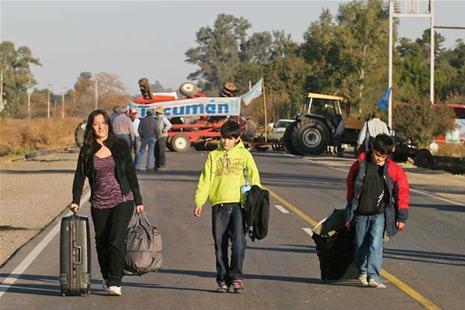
[301,157,464,207]
[302,227,314,237]
[410,188,464,207]
[274,204,290,214]
[0,190,91,298]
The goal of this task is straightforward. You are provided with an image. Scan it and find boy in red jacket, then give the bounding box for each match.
[345,134,410,288]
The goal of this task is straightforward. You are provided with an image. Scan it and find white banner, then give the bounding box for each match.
[129,96,241,118]
[241,78,263,106]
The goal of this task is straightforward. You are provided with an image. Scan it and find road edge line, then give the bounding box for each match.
[0,190,91,299]
[265,186,442,310]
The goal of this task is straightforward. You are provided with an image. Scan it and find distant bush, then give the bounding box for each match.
[0,117,80,156]
[393,100,456,146]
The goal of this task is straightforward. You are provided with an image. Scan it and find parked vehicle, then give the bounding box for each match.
[268,119,295,141]
[282,93,363,155]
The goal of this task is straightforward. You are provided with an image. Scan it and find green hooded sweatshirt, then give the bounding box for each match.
[195,140,261,208]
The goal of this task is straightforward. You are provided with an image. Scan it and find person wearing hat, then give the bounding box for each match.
[135,109,156,171]
[154,106,172,171]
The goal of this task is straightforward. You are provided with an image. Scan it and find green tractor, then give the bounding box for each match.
[283,93,363,155]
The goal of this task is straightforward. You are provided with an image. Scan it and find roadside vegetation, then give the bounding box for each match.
[1,0,464,156]
[0,118,79,156]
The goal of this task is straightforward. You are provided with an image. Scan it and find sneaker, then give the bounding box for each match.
[102,279,110,293]
[358,274,368,286]
[158,166,166,171]
[216,282,229,293]
[231,280,244,294]
[108,286,122,296]
[368,278,386,288]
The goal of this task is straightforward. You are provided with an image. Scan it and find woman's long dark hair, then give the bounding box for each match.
[83,109,114,147]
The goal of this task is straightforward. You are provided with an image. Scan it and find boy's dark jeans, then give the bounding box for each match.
[91,200,134,287]
[212,203,246,284]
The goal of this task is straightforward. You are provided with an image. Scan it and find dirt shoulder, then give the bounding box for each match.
[0,149,86,266]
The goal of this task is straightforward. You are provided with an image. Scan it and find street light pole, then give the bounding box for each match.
[388,0,393,130]
[430,0,435,104]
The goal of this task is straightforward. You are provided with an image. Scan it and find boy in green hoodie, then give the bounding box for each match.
[194,119,261,293]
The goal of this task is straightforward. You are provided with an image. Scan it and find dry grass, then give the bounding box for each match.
[0,117,82,156]
[435,143,465,158]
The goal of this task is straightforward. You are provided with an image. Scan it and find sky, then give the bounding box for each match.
[1,0,464,95]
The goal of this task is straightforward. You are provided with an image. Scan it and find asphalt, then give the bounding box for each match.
[0,150,464,309]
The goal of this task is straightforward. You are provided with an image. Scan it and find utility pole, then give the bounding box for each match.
[47,88,51,119]
[27,89,31,119]
[62,92,65,119]
[94,78,98,109]
[0,70,4,113]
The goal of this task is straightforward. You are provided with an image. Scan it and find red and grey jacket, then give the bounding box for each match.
[345,152,410,236]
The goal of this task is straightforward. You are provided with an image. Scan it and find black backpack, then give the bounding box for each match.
[244,185,270,241]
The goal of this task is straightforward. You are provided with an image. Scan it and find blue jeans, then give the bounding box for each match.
[212,203,246,284]
[353,213,385,282]
[134,137,156,170]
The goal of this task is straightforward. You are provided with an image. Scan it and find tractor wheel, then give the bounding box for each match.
[255,144,270,152]
[414,148,434,169]
[282,121,298,154]
[74,120,87,148]
[193,141,206,151]
[291,118,328,155]
[171,135,191,152]
[179,82,197,97]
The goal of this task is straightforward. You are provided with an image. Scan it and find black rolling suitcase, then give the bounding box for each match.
[312,209,356,280]
[59,214,91,296]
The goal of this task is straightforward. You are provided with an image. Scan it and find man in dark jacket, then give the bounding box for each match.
[134,109,156,171]
[345,134,409,288]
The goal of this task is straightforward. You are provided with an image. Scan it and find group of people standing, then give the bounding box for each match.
[111,105,172,171]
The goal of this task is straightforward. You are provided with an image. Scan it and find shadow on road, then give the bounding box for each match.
[410,203,465,212]
[0,274,213,296]
[0,169,75,174]
[247,245,317,254]
[384,248,465,267]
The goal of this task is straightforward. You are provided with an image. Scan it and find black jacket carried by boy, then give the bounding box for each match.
[245,185,270,241]
[72,135,143,206]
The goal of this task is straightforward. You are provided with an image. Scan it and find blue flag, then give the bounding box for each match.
[378,87,392,112]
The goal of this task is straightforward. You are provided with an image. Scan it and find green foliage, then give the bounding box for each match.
[301,0,389,116]
[185,14,251,93]
[0,41,41,116]
[393,100,456,146]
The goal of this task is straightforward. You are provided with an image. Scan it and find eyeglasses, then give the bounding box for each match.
[221,136,237,140]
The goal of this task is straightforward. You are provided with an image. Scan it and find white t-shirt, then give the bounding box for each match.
[132,118,140,137]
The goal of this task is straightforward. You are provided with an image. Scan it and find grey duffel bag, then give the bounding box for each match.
[124,212,162,276]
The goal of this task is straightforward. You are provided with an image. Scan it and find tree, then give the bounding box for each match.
[393,100,455,146]
[185,14,251,93]
[301,0,391,116]
[72,72,129,117]
[0,41,41,116]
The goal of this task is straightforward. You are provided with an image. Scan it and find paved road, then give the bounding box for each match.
[0,151,464,309]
